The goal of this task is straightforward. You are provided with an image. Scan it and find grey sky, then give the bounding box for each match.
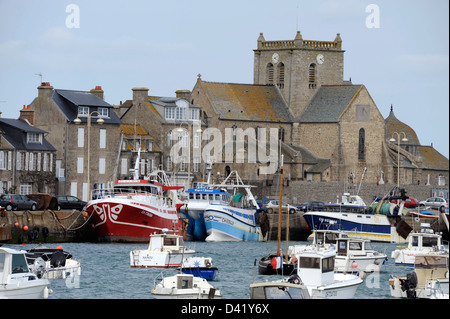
[0,0,448,157]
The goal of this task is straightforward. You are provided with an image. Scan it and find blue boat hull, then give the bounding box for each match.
[181,267,218,280]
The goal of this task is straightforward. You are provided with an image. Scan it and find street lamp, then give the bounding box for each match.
[389,132,408,188]
[73,111,104,198]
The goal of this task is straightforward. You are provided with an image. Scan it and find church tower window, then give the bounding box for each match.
[266,63,274,84]
[277,63,285,89]
[309,63,317,89]
[358,128,365,161]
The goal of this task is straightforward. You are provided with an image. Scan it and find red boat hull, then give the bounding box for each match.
[85,198,183,242]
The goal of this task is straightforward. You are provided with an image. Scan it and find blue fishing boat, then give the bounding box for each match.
[203,171,269,242]
[179,257,218,280]
[181,188,232,241]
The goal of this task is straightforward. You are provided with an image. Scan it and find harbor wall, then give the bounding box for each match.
[0,210,96,244]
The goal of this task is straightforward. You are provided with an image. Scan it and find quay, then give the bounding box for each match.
[0,210,95,244]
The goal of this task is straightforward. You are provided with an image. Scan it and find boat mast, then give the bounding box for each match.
[277,155,283,257]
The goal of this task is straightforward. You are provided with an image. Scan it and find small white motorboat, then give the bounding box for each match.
[151,273,222,299]
[290,230,388,274]
[389,253,449,299]
[0,247,51,299]
[391,223,448,266]
[250,275,311,299]
[130,232,195,268]
[26,245,81,279]
[295,248,363,299]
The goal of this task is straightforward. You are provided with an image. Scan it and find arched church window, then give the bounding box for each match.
[278,127,285,142]
[358,128,365,161]
[309,63,316,89]
[267,63,274,84]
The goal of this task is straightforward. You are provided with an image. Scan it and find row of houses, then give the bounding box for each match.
[1,31,448,201]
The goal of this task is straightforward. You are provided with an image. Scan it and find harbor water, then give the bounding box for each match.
[7,240,420,299]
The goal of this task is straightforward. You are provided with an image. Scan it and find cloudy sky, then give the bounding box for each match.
[0,0,448,157]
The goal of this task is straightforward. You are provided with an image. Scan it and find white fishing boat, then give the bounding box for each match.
[203,170,268,242]
[130,231,195,268]
[391,223,448,267]
[151,273,222,299]
[295,248,363,299]
[250,275,311,299]
[26,245,81,279]
[0,247,51,299]
[389,253,449,299]
[290,230,388,274]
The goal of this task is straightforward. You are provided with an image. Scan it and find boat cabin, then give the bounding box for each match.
[1,247,33,283]
[336,237,375,257]
[186,188,231,205]
[250,281,310,299]
[407,224,444,251]
[313,230,349,246]
[296,250,335,287]
[148,233,186,252]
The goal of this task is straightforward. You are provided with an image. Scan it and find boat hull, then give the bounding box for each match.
[303,211,407,243]
[130,250,195,268]
[308,274,363,299]
[0,282,49,299]
[86,198,182,242]
[335,254,387,273]
[204,206,263,242]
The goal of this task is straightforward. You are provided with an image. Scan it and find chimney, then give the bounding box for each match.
[90,85,104,100]
[20,105,34,125]
[132,87,149,106]
[175,89,191,101]
[38,82,53,100]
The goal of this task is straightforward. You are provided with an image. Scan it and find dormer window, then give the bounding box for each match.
[78,106,89,116]
[176,100,188,120]
[27,133,42,144]
[190,109,199,120]
[98,107,109,117]
[165,107,175,120]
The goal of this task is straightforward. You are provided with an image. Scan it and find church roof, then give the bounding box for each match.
[298,85,363,122]
[418,145,449,170]
[201,81,295,122]
[385,106,420,145]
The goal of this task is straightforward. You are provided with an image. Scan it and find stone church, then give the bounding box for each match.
[183,31,448,187]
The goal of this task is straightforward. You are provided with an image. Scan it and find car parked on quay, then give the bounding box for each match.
[419,197,449,212]
[390,197,420,208]
[264,199,298,214]
[55,195,87,211]
[256,198,275,212]
[0,194,37,211]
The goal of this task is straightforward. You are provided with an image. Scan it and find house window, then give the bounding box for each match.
[358,128,365,161]
[78,106,89,116]
[267,63,274,84]
[167,130,173,147]
[176,105,186,120]
[98,108,109,117]
[20,183,32,195]
[309,64,317,89]
[77,157,84,174]
[167,156,172,171]
[100,129,106,148]
[121,158,127,175]
[0,151,5,169]
[165,107,175,120]
[190,109,199,120]
[278,127,285,142]
[99,158,106,174]
[27,133,42,144]
[78,127,85,147]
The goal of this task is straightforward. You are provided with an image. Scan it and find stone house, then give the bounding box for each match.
[0,116,56,195]
[27,83,122,200]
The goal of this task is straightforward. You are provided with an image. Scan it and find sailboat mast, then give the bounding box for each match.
[277,155,283,257]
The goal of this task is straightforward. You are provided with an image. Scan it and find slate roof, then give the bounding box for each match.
[418,146,449,170]
[298,85,362,122]
[52,89,121,124]
[0,118,56,151]
[201,81,295,122]
[384,107,420,145]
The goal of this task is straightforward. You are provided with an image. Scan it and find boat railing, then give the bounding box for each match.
[90,187,174,207]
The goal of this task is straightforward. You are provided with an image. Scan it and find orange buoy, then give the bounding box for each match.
[351,261,358,268]
[23,225,28,231]
[14,222,19,227]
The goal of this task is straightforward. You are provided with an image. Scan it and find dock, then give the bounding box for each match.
[0,210,96,244]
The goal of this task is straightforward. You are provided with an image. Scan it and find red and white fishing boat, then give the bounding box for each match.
[85,150,186,242]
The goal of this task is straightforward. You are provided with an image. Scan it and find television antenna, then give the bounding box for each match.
[35,73,43,83]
